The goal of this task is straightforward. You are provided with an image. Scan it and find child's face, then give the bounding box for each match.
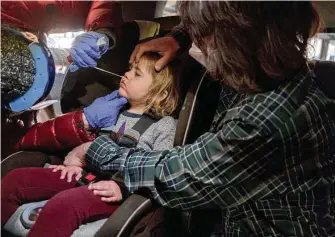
[119,62,153,104]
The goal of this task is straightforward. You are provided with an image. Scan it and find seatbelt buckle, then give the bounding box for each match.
[76,172,98,186]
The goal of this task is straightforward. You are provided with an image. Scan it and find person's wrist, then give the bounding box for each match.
[95,32,109,55]
[95,29,115,51]
[84,142,93,153]
[82,112,91,130]
[167,31,191,53]
[83,107,96,129]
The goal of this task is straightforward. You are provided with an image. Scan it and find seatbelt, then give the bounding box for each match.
[132,114,158,136]
[108,113,158,148]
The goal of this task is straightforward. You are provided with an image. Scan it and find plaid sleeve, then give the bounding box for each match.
[85,117,278,210]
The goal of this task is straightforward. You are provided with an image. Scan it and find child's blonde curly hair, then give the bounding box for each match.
[139,53,179,117]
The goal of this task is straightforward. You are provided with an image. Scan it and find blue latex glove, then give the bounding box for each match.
[83,90,128,129]
[69,31,109,72]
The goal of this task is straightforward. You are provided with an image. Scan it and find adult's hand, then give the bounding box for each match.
[69,31,109,72]
[83,90,128,129]
[129,36,179,72]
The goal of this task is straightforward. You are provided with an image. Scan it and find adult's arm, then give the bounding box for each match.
[1,1,123,34]
[168,23,192,53]
[85,119,275,210]
[85,1,123,49]
[86,1,123,32]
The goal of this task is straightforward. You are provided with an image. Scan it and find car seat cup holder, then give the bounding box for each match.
[9,42,56,112]
[20,200,48,229]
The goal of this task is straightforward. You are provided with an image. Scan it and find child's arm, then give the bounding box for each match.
[16,111,95,152]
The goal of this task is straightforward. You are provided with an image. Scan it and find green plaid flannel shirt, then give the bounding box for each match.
[86,69,335,237]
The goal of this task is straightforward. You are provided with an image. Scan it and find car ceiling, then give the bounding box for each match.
[314,2,335,29]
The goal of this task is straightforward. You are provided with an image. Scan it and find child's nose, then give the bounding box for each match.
[124,71,132,80]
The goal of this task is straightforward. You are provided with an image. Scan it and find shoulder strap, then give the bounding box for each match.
[131,114,159,137]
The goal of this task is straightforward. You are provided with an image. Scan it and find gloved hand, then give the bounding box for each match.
[83,90,128,129]
[69,31,109,72]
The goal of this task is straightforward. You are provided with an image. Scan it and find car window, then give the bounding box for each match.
[47,31,84,49]
[307,33,335,61]
[155,0,178,18]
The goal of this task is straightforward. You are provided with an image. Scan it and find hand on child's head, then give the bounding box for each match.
[88,180,122,202]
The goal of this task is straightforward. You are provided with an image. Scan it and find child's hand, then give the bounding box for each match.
[48,165,83,182]
[48,165,65,172]
[88,180,123,202]
[60,166,83,182]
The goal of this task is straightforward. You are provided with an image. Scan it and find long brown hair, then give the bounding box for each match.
[178,1,322,91]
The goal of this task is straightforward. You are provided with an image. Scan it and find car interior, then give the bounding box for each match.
[1,1,335,237]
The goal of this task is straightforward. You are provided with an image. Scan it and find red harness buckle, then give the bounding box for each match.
[76,172,97,186]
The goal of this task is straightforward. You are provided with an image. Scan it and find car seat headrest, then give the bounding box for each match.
[310,61,335,99]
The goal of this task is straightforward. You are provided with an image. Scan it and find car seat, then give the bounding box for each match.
[1,55,211,237]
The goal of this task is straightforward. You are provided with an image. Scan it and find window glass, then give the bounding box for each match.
[307,33,335,61]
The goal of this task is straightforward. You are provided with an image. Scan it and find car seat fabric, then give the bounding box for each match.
[311,61,335,99]
[3,202,108,237]
[4,203,35,237]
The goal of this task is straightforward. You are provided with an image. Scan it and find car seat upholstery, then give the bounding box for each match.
[310,61,335,98]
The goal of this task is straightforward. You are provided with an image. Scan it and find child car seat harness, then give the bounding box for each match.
[77,113,158,186]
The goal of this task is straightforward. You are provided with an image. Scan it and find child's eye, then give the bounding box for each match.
[135,72,140,77]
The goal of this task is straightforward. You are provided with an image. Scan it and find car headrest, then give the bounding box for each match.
[174,58,221,146]
[310,61,335,99]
